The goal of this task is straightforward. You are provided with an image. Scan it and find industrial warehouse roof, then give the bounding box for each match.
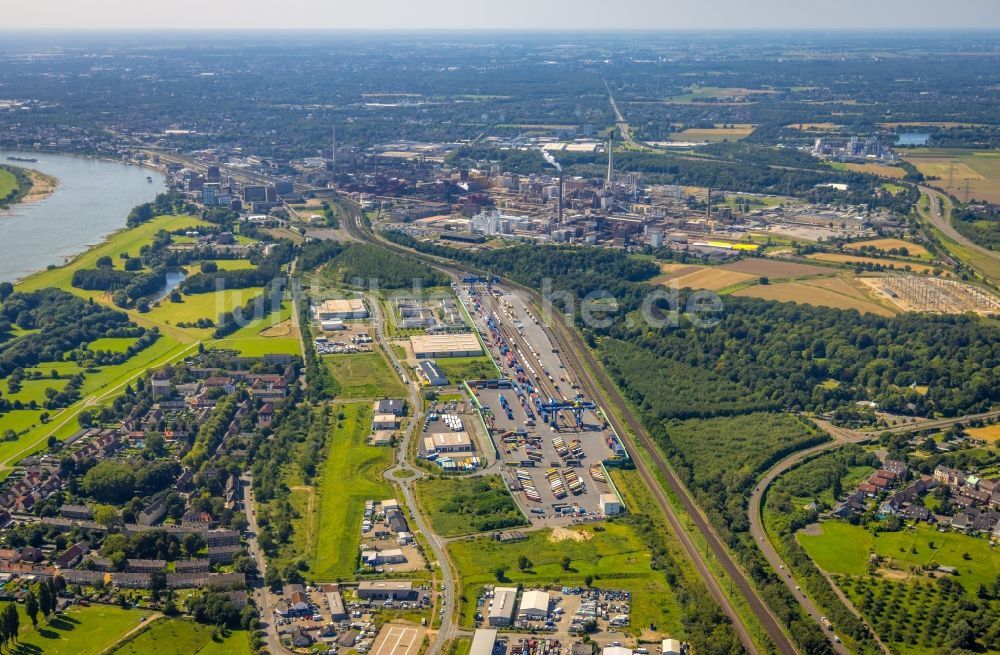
[410,333,482,357]
[423,432,472,450]
[489,586,518,621]
[317,298,366,314]
[518,589,550,615]
[470,629,498,655]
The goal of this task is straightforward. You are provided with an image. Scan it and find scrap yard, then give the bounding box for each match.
[458,279,628,522]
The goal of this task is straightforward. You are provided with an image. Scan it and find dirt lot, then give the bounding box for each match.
[720,259,836,278]
[662,266,756,290]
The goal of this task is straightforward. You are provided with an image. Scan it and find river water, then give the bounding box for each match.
[0,150,166,283]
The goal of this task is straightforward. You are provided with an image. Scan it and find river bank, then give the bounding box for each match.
[0,150,166,283]
[22,168,59,202]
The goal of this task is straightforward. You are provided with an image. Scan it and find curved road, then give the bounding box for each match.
[919,186,1000,265]
[747,410,1000,655]
[370,292,458,655]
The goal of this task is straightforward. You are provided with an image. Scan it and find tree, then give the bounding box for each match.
[561,556,571,571]
[38,580,53,618]
[0,282,13,301]
[947,620,975,650]
[24,590,38,628]
[96,256,114,269]
[517,555,532,571]
[493,565,509,582]
[93,504,120,530]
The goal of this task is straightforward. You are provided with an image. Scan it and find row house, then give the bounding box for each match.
[126,558,167,573]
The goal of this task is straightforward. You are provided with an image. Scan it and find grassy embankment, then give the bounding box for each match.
[272,403,395,580]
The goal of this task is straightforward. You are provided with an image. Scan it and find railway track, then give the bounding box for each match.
[340,203,802,655]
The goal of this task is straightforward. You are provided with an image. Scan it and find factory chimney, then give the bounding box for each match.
[706,186,712,220]
[558,170,564,224]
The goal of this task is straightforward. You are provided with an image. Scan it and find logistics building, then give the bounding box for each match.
[488,586,518,626]
[599,493,624,516]
[315,298,368,320]
[423,432,473,454]
[410,333,482,358]
[470,629,498,655]
[518,589,550,620]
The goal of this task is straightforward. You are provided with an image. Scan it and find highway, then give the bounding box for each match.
[340,199,801,655]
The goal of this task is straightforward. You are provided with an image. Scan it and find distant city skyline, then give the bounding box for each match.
[4,0,1000,31]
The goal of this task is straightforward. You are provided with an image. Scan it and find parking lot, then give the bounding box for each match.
[458,283,625,523]
[315,320,375,355]
[474,585,635,646]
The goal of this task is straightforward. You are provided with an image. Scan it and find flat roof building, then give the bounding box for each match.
[356,580,417,601]
[410,333,482,359]
[488,586,518,626]
[600,493,624,516]
[603,648,632,655]
[423,432,473,454]
[518,589,550,620]
[420,360,449,386]
[470,629,498,655]
[326,587,348,621]
[315,298,368,320]
[662,639,682,655]
[373,414,399,430]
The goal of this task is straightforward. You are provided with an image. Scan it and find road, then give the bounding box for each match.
[919,187,1000,264]
[242,473,295,655]
[746,409,1000,654]
[369,292,458,655]
[340,199,800,655]
[605,81,647,151]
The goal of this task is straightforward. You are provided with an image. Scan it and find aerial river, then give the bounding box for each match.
[0,150,166,284]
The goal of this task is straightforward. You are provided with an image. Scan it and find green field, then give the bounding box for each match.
[18,214,211,294]
[415,475,527,536]
[0,167,19,201]
[146,287,265,336]
[449,522,671,634]
[110,617,251,655]
[799,521,1000,592]
[326,351,405,398]
[13,604,152,655]
[208,302,300,356]
[201,259,255,271]
[432,355,500,382]
[88,337,139,353]
[282,403,394,579]
[4,376,70,406]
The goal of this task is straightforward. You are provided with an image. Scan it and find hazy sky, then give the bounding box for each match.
[5,0,1000,30]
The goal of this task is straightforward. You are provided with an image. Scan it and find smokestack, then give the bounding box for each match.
[706,187,711,220]
[331,124,337,167]
[558,170,563,224]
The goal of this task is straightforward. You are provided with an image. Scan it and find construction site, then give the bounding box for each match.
[862,273,1000,314]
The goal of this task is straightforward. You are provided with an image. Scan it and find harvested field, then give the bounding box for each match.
[669,124,755,142]
[720,259,836,278]
[905,149,1000,203]
[658,262,694,274]
[664,266,756,290]
[830,162,907,178]
[966,424,1000,443]
[807,252,946,276]
[845,238,930,257]
[734,279,897,316]
[859,273,1000,314]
